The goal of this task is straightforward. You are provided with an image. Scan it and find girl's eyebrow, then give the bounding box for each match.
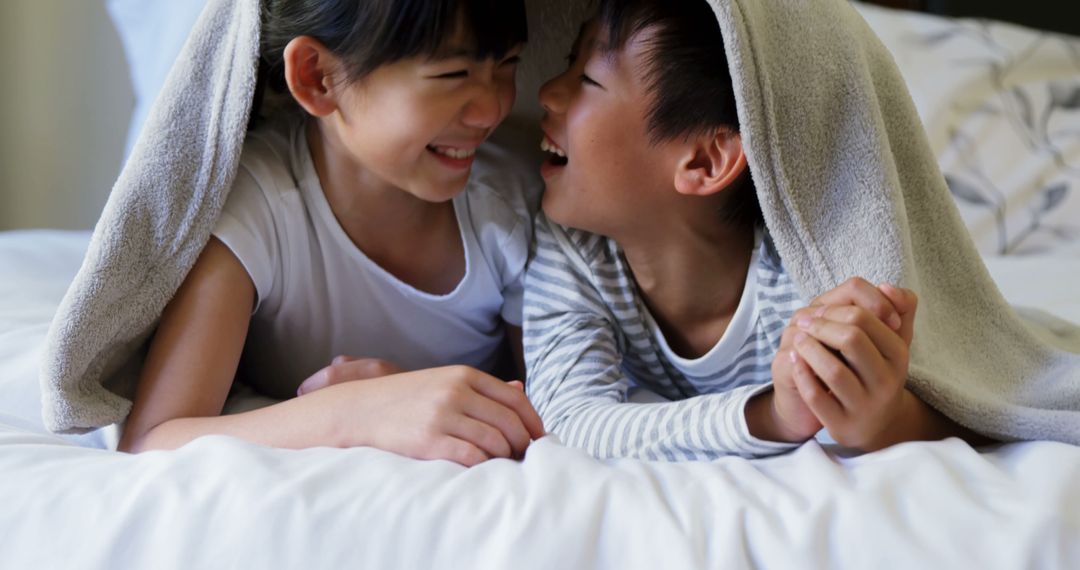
[426,43,522,64]
[426,47,472,62]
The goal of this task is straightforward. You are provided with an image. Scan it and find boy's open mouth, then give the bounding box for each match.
[541,135,569,167]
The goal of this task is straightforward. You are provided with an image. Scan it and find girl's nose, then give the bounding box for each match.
[463,81,509,130]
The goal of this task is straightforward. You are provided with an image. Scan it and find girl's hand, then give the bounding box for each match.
[308,365,543,466]
[296,355,405,396]
[790,284,918,451]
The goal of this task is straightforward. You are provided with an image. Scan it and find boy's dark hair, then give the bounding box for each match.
[598,0,762,229]
[260,0,527,92]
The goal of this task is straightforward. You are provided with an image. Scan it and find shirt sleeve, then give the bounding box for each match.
[524,214,800,461]
[211,164,280,313]
[467,146,542,328]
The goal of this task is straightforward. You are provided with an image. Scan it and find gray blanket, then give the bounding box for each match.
[42,0,1080,444]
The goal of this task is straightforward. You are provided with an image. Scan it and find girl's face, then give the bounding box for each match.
[328,31,522,202]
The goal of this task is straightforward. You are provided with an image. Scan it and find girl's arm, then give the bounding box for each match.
[119,238,543,462]
[118,237,258,452]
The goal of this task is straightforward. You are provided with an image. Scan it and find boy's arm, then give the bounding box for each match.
[524,216,799,461]
[872,390,996,449]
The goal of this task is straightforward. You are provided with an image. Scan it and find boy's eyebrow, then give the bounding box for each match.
[572,21,618,66]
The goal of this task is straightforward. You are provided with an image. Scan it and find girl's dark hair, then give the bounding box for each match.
[597,0,761,228]
[260,0,527,93]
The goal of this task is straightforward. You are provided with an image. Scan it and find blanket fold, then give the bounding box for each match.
[711,0,1080,442]
[42,0,1080,444]
[41,0,260,433]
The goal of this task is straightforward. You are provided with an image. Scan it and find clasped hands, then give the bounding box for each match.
[756,277,920,452]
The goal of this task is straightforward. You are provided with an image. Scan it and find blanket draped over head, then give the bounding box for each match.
[42,0,1080,445]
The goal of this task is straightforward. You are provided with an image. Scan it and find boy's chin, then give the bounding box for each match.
[541,191,588,232]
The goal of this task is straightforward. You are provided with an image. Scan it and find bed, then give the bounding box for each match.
[3,2,1080,568]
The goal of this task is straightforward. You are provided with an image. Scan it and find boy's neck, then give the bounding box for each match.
[620,220,756,360]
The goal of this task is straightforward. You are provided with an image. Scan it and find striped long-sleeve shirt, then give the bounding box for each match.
[523,214,807,461]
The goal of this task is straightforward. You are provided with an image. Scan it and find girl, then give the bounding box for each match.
[117,0,545,466]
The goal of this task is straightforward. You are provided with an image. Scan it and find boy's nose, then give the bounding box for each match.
[539,74,569,115]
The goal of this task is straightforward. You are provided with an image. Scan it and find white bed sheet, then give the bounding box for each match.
[3,230,1080,569]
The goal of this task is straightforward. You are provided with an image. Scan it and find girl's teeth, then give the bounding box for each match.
[431,146,476,159]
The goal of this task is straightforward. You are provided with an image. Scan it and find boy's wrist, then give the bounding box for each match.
[745,390,809,444]
[877,389,996,449]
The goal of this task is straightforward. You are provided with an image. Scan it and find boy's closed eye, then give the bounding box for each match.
[564,52,603,88]
[432,69,469,79]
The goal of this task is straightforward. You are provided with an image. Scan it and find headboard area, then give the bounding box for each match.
[860,0,1080,38]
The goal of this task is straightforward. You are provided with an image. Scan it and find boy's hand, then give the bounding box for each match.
[297,355,405,396]
[758,278,911,443]
[791,282,918,451]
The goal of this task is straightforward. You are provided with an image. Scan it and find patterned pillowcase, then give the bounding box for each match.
[857,3,1080,256]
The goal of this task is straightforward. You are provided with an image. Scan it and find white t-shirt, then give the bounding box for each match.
[213,115,540,399]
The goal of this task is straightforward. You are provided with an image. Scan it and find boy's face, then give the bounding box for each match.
[537,20,681,238]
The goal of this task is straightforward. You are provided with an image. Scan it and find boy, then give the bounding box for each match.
[525,0,986,461]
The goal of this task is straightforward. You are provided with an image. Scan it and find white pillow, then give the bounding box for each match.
[856,3,1080,255]
[107,0,209,156]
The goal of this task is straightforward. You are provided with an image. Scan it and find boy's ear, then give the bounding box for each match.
[283,36,341,117]
[673,130,747,197]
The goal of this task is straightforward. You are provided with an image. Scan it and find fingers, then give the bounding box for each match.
[790,351,845,426]
[879,284,918,346]
[793,332,863,411]
[424,436,491,467]
[796,305,907,375]
[445,416,515,460]
[297,357,404,396]
[460,389,536,458]
[814,277,901,331]
[469,374,546,440]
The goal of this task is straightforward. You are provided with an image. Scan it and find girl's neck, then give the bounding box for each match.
[306,121,449,237]
[619,215,756,359]
[305,120,465,295]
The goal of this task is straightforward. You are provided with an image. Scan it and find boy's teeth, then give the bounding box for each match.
[431,146,476,159]
[540,136,566,158]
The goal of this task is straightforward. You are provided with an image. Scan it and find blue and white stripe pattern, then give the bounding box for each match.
[524,214,806,461]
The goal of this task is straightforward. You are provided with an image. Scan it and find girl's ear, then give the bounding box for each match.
[283,36,340,117]
[673,130,747,197]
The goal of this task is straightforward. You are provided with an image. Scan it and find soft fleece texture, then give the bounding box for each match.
[41,0,260,432]
[42,0,1080,443]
